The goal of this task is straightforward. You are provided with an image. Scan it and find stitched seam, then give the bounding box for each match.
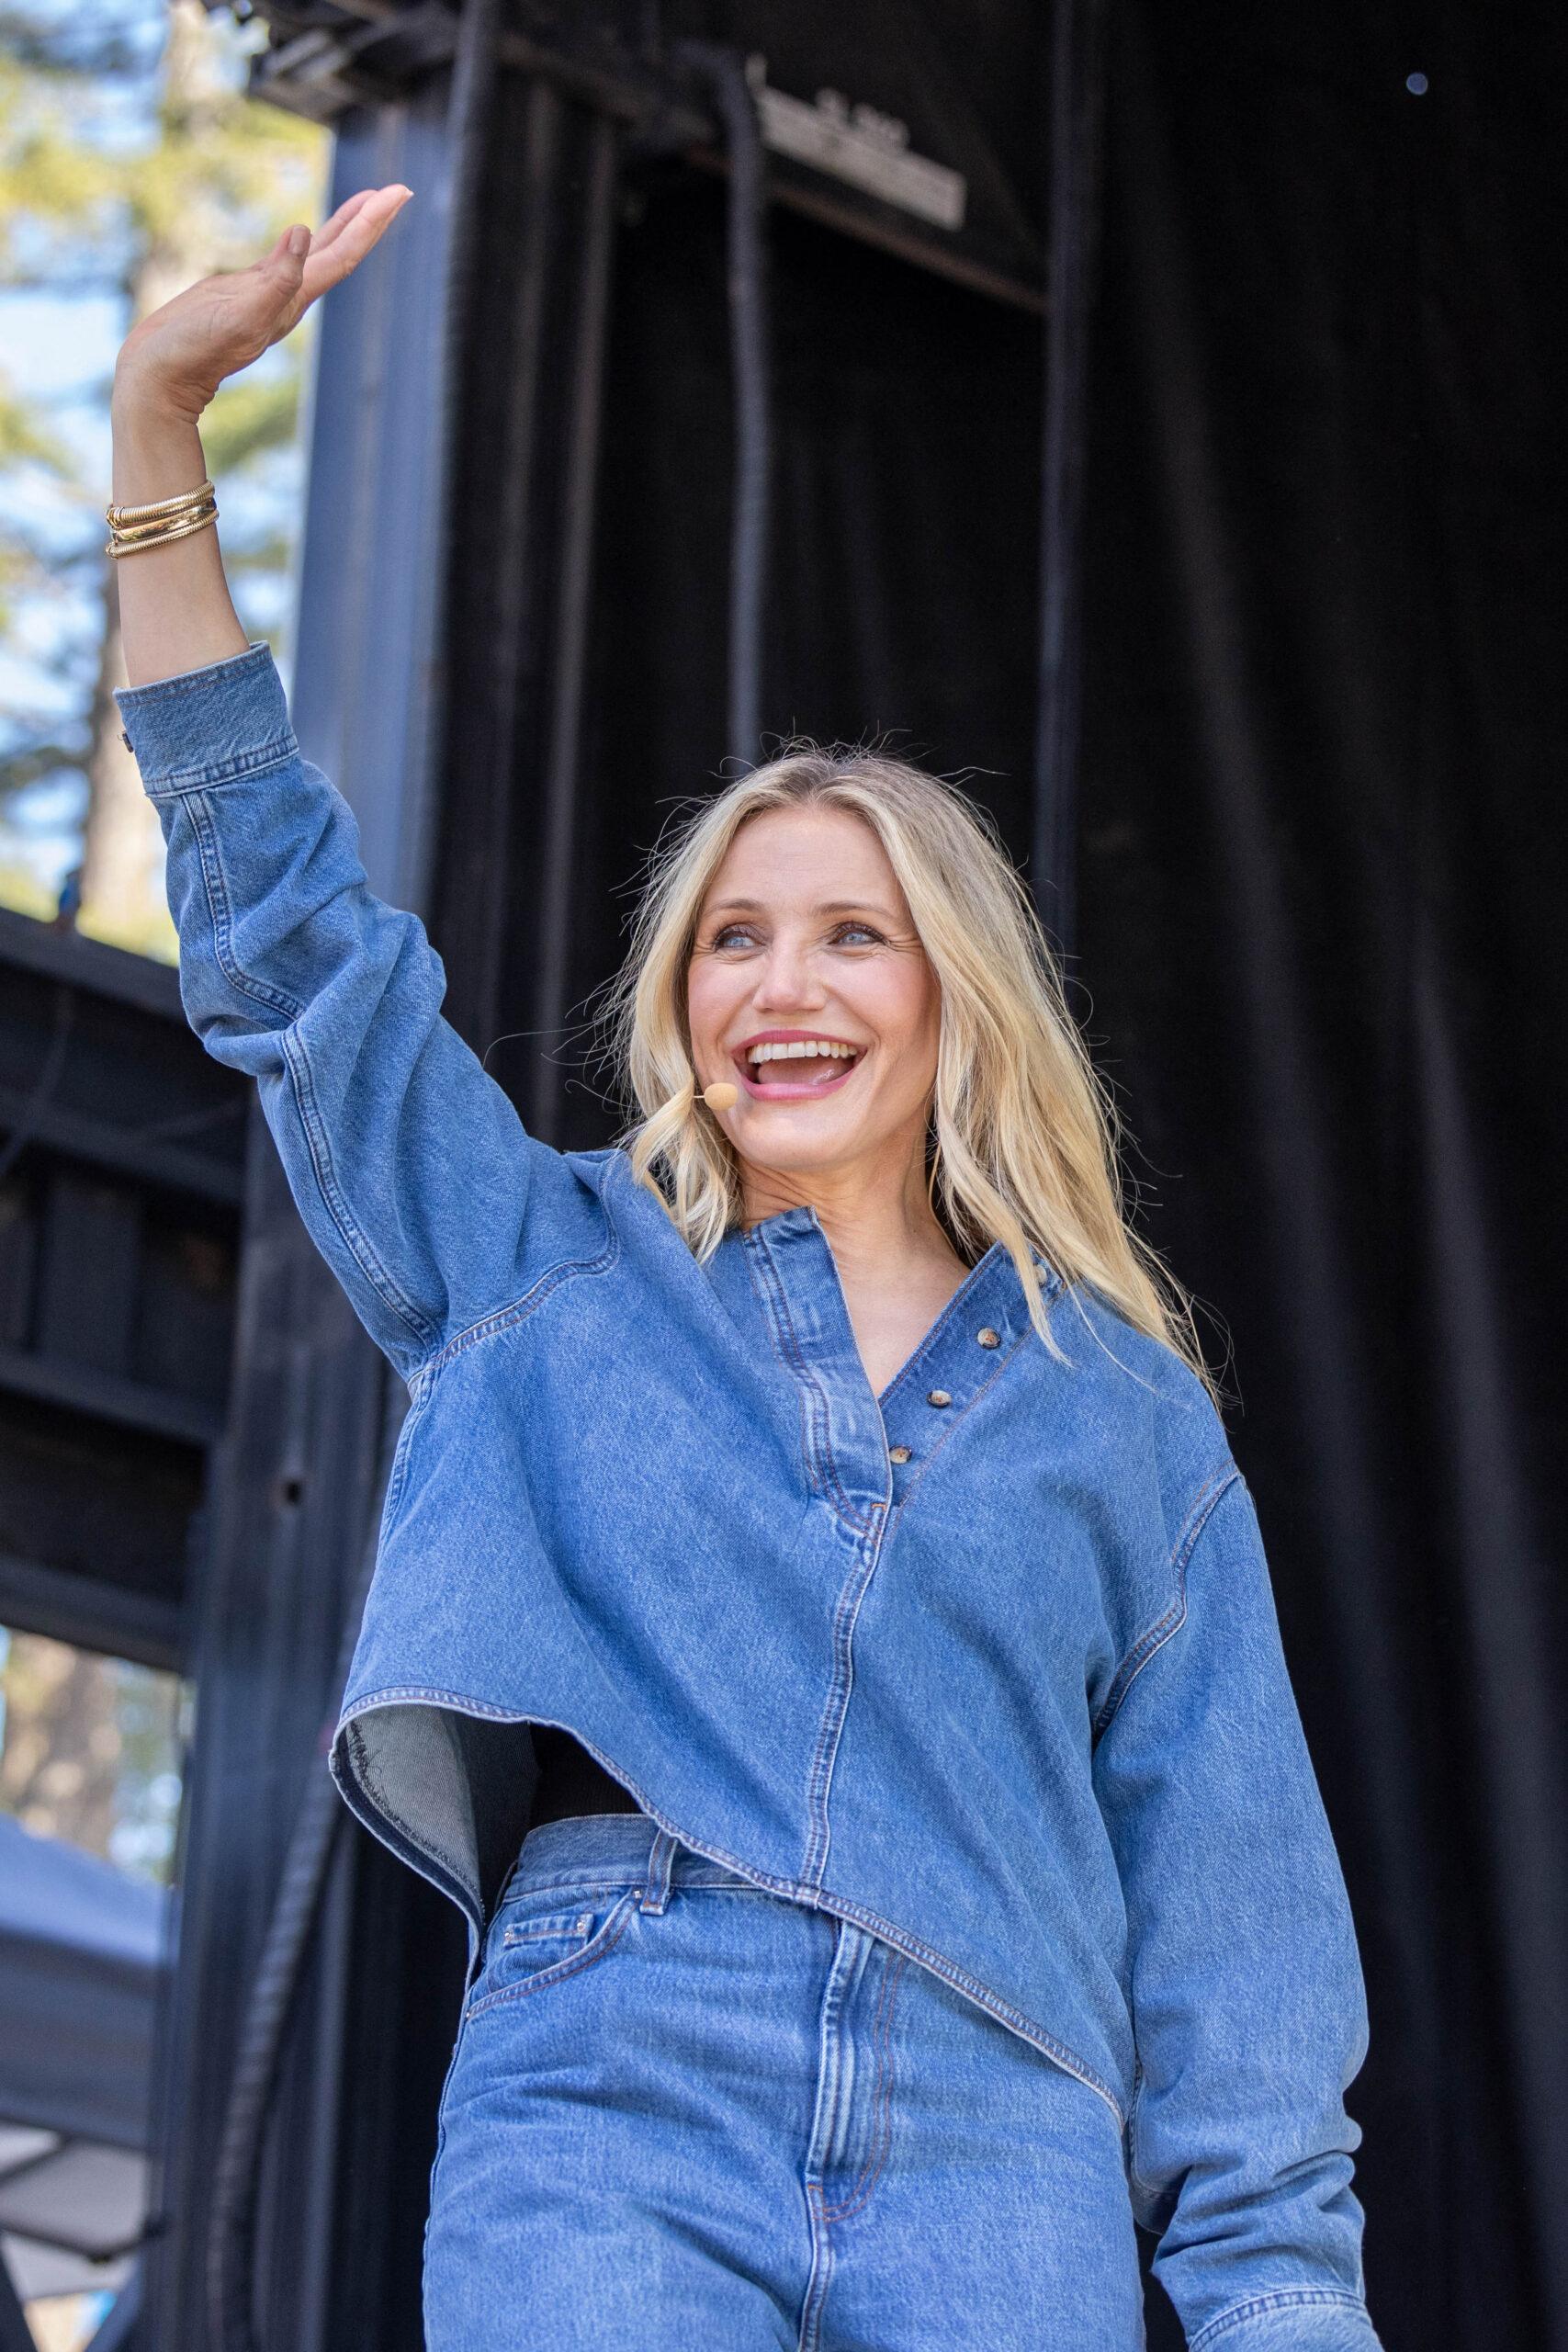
[886,1322,1033,1523]
[815,1885,1124,2125]
[751,1226,872,1532]
[335,1721,483,1941]
[1125,2052,1165,2212]
[501,1876,645,1901]
[504,1874,772,1902]
[819,1954,886,2218]
[195,967,612,1376]
[1123,2049,1145,2195]
[281,1028,434,1349]
[116,641,273,707]
[797,2181,833,2352]
[1189,2290,1373,2349]
[502,1915,594,1941]
[341,1687,580,1719]
[412,1152,622,1380]
[745,1227,874,1533]
[186,794,305,1020]
[334,1695,815,1896]
[421,1236,622,1374]
[333,1688,1125,2120]
[464,1891,637,2019]
[771,1277,819,1518]
[186,793,431,1351]
[1091,1467,1241,1741]
[822,1951,906,2220]
[879,1250,1057,1408]
[144,736,299,797]
[377,1379,434,1536]
[425,1250,620,1370]
[844,1952,905,2217]
[874,1246,1000,1398]
[801,1514,888,1889]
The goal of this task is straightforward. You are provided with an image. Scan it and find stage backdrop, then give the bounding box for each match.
[1076,5,1567,2344]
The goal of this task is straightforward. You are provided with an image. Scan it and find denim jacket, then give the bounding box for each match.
[117,641,1382,2351]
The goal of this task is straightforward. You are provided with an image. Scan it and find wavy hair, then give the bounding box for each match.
[594,741,1213,1397]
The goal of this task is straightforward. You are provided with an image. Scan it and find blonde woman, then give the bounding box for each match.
[110,187,1382,2352]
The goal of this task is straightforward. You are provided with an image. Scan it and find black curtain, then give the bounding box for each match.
[544,175,1044,1129]
[1078,5,1568,2346]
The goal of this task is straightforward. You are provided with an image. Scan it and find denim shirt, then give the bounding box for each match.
[117,642,1382,2351]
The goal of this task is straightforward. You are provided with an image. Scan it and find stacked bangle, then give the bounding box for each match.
[105,478,219,559]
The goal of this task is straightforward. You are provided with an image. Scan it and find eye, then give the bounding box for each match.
[702,918,886,952]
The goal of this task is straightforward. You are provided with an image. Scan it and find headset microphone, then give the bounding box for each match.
[665,1069,741,1115]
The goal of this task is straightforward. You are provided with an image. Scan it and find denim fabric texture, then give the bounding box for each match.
[116,642,1383,2350]
[424,1811,1154,2351]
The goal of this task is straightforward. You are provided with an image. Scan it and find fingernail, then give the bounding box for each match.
[287,224,310,258]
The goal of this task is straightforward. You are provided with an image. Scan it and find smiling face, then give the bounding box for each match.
[686,803,942,1208]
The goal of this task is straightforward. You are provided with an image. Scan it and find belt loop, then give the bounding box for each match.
[641,1826,678,1915]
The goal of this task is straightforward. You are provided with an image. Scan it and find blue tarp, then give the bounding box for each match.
[0,1817,169,2149]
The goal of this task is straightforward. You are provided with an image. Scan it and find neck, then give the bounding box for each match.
[738,1140,964,1280]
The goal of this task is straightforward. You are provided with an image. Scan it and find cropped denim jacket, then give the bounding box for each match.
[117,642,1382,2351]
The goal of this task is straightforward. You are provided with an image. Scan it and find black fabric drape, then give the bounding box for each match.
[1078,6,1568,2344]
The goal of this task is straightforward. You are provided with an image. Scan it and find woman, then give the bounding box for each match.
[110,187,1382,2351]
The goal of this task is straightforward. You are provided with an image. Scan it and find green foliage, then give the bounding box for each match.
[0,856,51,918]
[0,2,325,282]
[0,368,73,469]
[0,0,329,848]
[199,365,300,471]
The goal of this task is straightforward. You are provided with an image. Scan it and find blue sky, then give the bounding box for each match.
[1,0,313,911]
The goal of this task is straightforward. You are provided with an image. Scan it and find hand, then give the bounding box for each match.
[112,184,414,424]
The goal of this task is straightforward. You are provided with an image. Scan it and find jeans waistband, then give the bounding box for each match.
[502,1810,760,1906]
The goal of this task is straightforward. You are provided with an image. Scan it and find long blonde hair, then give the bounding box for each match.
[595,741,1213,1396]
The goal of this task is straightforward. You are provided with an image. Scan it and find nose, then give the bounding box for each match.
[749,933,824,1012]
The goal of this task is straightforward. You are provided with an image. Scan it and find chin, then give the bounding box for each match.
[738,1128,867,1178]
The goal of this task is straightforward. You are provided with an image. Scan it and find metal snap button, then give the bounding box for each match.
[976,1328,1000,1348]
[926,1389,952,1408]
[888,1444,912,1464]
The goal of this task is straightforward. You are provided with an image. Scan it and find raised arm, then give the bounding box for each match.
[109,194,585,1379]
[1091,1472,1382,2352]
[112,188,412,690]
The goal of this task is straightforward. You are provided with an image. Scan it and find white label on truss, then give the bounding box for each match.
[746,57,968,232]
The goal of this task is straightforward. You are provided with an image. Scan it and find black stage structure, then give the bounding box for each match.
[0,911,244,2351]
[23,3,1558,2347]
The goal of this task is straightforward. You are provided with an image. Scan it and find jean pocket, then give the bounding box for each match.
[464,1885,638,2020]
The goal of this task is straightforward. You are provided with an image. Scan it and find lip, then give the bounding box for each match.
[728,1026,866,1102]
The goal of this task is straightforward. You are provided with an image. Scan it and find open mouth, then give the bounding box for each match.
[732,1039,863,1101]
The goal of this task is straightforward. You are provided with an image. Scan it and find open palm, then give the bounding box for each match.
[116,185,413,424]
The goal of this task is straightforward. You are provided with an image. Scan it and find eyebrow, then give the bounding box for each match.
[700,898,900,922]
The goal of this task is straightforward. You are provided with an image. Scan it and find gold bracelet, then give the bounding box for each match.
[106,478,217,526]
[107,496,217,547]
[105,503,220,560]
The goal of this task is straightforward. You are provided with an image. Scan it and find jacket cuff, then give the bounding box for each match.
[113,639,297,797]
[1189,2290,1382,2351]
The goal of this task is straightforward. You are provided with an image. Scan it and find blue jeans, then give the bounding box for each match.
[423,1813,1147,2349]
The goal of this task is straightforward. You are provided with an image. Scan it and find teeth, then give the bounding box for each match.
[746,1039,857,1066]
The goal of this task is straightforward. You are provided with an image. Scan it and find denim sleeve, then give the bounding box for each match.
[1091,1472,1382,2352]
[114,640,559,1378]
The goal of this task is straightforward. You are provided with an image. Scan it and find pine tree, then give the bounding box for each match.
[0,0,327,952]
